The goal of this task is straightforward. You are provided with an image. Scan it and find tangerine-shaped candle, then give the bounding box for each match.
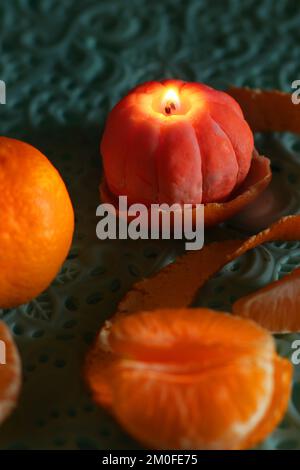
[101,80,254,205]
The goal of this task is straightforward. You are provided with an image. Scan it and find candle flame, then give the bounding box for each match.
[162,88,180,115]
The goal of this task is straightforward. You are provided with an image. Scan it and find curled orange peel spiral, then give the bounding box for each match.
[228,87,300,133]
[117,215,300,318]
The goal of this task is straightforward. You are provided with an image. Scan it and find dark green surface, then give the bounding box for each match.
[0,0,300,449]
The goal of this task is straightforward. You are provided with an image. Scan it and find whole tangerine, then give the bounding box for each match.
[0,137,74,308]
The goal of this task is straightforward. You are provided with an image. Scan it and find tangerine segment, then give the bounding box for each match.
[0,322,21,425]
[233,267,300,333]
[228,87,300,134]
[109,308,273,364]
[118,215,300,317]
[0,137,74,308]
[85,308,290,450]
[241,355,292,450]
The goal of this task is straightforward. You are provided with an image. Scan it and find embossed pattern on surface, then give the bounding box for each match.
[0,0,300,449]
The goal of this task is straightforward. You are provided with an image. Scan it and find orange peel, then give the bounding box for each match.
[228,87,300,133]
[117,215,300,318]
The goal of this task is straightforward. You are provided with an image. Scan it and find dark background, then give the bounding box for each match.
[1,0,299,136]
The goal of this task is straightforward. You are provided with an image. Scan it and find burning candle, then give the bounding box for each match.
[162,88,180,115]
[100,80,254,206]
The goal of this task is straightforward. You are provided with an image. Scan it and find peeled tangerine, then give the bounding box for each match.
[85,308,292,450]
[0,322,21,426]
[101,80,254,205]
[100,81,271,227]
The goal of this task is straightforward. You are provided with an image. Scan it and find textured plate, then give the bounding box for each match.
[0,0,300,450]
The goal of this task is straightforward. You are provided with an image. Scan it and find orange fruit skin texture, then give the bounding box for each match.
[117,215,300,334]
[85,308,292,450]
[0,137,74,308]
[233,267,300,333]
[0,321,21,425]
[228,87,300,134]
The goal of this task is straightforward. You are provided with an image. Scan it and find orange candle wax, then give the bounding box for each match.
[101,80,254,206]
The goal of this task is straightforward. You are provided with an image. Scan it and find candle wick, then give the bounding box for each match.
[165,101,176,115]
